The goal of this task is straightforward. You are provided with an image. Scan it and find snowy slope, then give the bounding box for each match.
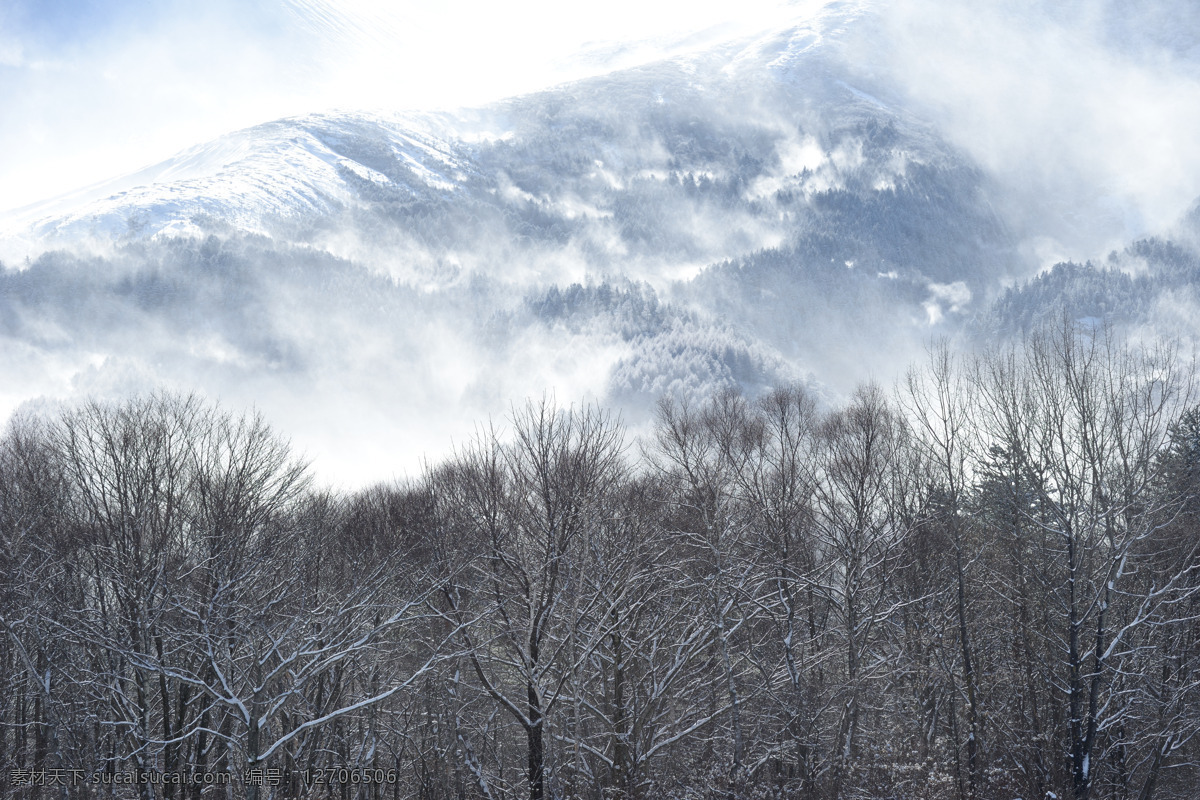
[2,1,880,249]
[2,113,473,244]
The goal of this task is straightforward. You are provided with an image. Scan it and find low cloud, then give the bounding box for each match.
[856,0,1200,262]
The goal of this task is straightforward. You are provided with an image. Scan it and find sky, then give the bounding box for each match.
[0,0,808,214]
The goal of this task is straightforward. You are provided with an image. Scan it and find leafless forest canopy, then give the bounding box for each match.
[2,323,1199,800]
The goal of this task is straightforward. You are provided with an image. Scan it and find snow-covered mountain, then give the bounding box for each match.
[4,114,471,244]
[2,1,1196,483]
[4,3,866,242]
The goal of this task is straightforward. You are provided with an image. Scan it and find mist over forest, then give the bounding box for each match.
[3,0,1200,798]
[3,326,1199,800]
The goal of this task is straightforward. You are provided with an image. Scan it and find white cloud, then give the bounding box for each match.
[858,0,1200,259]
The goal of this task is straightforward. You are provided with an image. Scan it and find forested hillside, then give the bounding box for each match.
[978,236,1200,339]
[3,323,1197,800]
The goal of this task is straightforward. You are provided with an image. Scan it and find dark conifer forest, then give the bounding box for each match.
[3,323,1197,800]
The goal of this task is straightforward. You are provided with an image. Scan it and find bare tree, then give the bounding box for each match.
[730,386,824,794]
[901,341,986,797]
[813,384,916,799]
[436,399,625,800]
[569,474,725,800]
[972,323,1200,800]
[647,389,763,796]
[0,413,77,800]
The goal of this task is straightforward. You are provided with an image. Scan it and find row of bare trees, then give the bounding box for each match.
[3,324,1199,799]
